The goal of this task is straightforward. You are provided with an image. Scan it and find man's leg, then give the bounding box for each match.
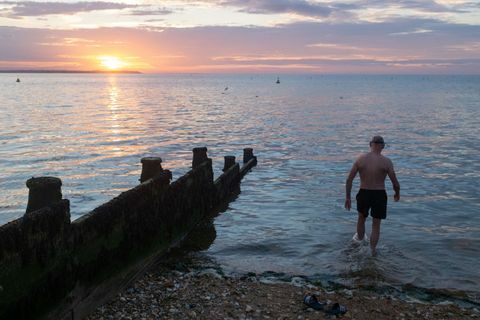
[370,218,381,256]
[356,212,367,240]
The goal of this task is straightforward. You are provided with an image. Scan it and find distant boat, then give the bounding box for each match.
[276,77,280,84]
[16,78,20,83]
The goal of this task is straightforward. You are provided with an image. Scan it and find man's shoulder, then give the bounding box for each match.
[381,154,393,161]
[355,153,367,163]
[380,155,394,167]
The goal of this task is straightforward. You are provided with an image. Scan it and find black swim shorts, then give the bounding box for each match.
[356,189,388,219]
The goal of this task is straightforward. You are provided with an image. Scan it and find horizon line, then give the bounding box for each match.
[0,69,142,74]
[2,70,479,76]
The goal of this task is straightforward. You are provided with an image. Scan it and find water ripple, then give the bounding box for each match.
[1,74,479,299]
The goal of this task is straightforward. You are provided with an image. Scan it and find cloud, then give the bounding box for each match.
[355,0,466,13]
[129,7,174,16]
[36,36,126,48]
[185,0,469,19]
[0,1,138,18]
[212,54,480,67]
[447,41,480,52]
[306,43,365,51]
[219,0,333,18]
[148,0,479,27]
[37,37,98,47]
[206,52,480,74]
[390,28,434,35]
[0,0,477,29]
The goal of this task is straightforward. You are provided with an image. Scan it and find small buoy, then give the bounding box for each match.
[16,78,20,83]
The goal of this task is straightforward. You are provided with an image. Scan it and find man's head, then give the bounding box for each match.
[369,135,385,150]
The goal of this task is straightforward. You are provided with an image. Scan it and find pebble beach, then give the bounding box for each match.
[86,254,480,320]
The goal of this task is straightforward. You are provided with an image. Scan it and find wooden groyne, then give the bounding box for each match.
[0,147,257,319]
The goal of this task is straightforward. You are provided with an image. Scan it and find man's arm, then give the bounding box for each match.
[345,161,359,210]
[387,161,400,201]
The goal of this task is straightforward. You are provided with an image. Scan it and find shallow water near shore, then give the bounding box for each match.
[1,73,479,303]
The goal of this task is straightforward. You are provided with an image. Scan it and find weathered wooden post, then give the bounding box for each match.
[243,148,254,163]
[223,155,236,172]
[26,176,62,213]
[140,157,163,183]
[240,148,257,178]
[192,147,208,168]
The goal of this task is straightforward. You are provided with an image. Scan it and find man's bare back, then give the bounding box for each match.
[356,152,394,190]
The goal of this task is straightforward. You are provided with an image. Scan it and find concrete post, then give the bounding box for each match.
[192,147,208,168]
[26,177,62,213]
[140,157,163,183]
[243,148,254,163]
[223,155,236,172]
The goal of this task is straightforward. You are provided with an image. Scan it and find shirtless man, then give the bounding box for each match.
[345,136,400,256]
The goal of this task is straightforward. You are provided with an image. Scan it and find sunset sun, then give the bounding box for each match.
[98,56,126,71]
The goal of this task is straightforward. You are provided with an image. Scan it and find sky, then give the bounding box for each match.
[0,0,479,74]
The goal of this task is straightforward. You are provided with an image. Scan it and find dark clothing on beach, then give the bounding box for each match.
[356,189,388,219]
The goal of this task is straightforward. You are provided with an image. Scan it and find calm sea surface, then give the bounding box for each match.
[1,74,479,302]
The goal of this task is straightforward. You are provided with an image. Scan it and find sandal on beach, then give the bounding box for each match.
[303,294,325,310]
[325,302,347,316]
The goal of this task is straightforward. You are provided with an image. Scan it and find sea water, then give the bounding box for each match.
[1,73,479,302]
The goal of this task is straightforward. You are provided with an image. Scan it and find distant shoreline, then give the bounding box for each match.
[0,70,142,74]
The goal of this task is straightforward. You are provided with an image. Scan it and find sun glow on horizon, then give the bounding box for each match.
[98,56,127,70]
